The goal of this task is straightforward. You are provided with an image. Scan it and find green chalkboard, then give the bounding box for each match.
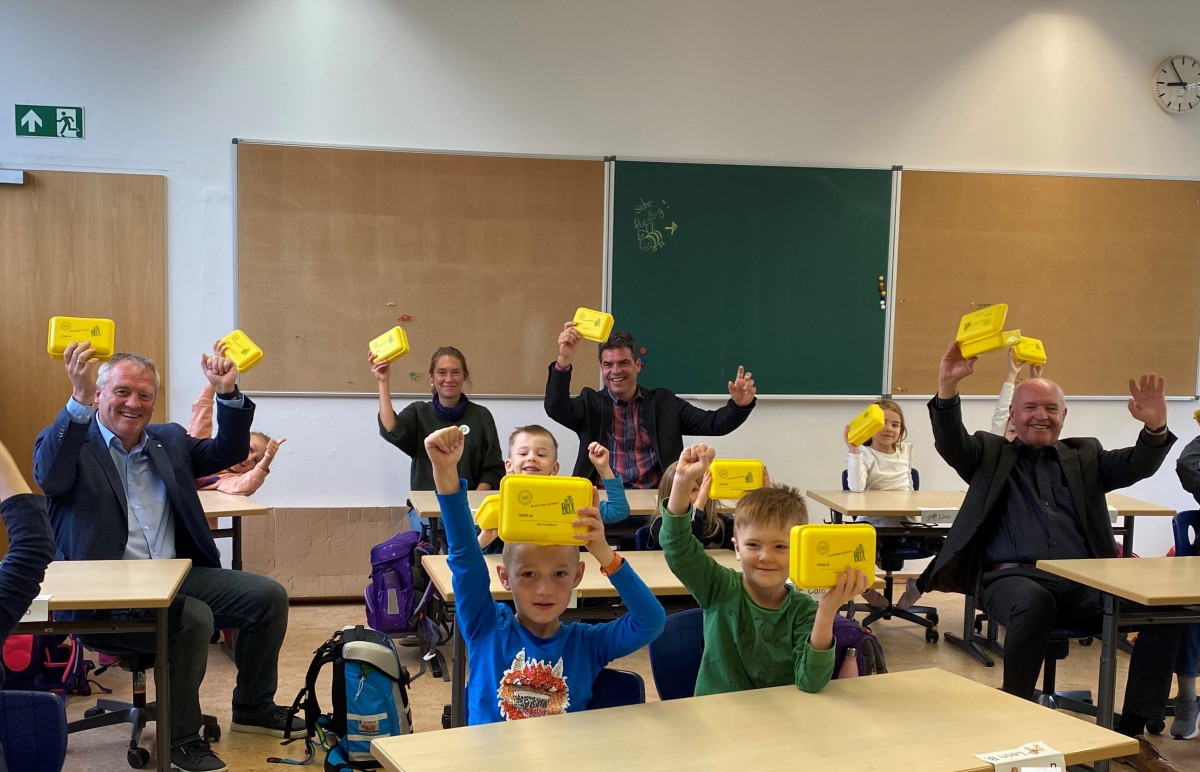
[611,161,892,396]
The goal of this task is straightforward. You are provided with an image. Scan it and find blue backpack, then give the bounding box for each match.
[271,625,412,771]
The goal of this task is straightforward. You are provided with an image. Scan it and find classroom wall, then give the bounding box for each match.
[3,1,1200,558]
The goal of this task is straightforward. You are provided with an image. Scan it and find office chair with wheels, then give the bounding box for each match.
[1033,626,1097,715]
[841,469,940,641]
[72,649,219,769]
[0,690,67,772]
[649,607,704,700]
[587,668,646,709]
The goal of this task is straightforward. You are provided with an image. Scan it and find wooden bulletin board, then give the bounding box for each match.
[611,161,893,395]
[0,170,167,553]
[235,142,604,395]
[891,171,1200,397]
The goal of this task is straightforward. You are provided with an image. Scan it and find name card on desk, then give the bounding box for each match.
[918,507,958,525]
[1108,504,1119,524]
[975,740,1064,770]
[23,594,51,623]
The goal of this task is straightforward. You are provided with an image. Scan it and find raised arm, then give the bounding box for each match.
[928,341,984,480]
[33,341,102,494]
[544,322,588,431]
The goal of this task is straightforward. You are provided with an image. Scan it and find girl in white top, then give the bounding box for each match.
[844,400,922,609]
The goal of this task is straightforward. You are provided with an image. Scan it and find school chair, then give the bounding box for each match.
[840,470,940,642]
[649,607,704,700]
[1032,626,1098,716]
[0,690,67,772]
[634,525,651,550]
[587,668,646,709]
[71,648,219,769]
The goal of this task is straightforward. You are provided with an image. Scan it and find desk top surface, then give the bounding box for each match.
[421,550,739,601]
[371,668,1136,772]
[1037,556,1200,606]
[37,558,192,609]
[198,490,269,517]
[805,489,1172,518]
[408,487,659,518]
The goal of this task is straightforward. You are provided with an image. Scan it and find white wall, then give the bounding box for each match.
[3,1,1199,556]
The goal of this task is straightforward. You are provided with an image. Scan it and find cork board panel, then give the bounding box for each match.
[891,171,1200,397]
[236,142,604,395]
[0,170,166,512]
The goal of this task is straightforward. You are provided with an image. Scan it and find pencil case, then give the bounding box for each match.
[369,326,410,364]
[220,329,263,372]
[956,304,1021,358]
[498,474,594,546]
[708,459,765,499]
[1012,336,1047,366]
[475,494,500,530]
[846,404,885,447]
[572,307,614,343]
[789,523,877,590]
[47,316,115,360]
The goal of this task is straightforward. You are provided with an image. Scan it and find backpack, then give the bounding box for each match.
[365,532,451,654]
[831,616,888,678]
[2,633,97,696]
[270,625,412,772]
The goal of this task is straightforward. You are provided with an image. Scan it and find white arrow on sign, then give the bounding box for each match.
[20,110,42,132]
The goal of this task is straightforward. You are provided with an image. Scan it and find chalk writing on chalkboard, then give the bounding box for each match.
[634,198,675,252]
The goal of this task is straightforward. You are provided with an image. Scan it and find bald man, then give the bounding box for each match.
[919,342,1181,772]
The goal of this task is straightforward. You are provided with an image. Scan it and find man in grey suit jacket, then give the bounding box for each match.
[922,341,1181,772]
[33,342,298,772]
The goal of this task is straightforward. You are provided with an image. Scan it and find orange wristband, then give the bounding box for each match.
[599,553,624,577]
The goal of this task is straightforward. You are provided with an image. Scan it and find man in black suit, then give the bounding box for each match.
[921,341,1180,772]
[34,342,298,772]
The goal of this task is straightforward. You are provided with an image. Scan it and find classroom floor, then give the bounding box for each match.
[61,592,1200,771]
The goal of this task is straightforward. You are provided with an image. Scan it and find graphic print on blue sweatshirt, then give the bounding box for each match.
[496,648,569,720]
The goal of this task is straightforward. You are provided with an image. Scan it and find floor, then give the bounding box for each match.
[60,592,1200,771]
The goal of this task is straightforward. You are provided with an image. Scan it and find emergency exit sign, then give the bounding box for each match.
[15,104,84,138]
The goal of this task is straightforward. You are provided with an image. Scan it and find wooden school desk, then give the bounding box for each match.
[17,558,192,772]
[199,489,268,571]
[421,549,740,728]
[1036,556,1200,772]
[371,668,1138,772]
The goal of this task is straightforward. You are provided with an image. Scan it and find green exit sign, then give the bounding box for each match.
[15,104,84,138]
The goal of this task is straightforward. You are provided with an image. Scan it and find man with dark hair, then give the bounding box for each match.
[544,322,757,487]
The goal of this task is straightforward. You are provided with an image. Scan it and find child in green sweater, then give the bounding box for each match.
[659,444,869,695]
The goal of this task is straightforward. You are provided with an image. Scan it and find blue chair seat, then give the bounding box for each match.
[0,690,67,772]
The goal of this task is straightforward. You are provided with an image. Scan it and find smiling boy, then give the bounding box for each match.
[659,444,868,695]
[425,426,665,724]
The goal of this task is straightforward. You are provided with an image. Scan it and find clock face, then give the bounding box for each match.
[1153,55,1200,114]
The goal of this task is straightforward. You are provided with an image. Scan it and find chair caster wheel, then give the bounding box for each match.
[84,706,105,719]
[925,628,940,643]
[127,747,150,768]
[203,724,221,742]
[1146,718,1165,735]
[928,612,940,626]
[1079,637,1093,646]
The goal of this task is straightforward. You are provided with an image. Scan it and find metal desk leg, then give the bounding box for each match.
[450,620,466,727]
[232,516,243,572]
[155,606,172,772]
[945,593,995,667]
[1121,515,1135,558]
[1092,593,1121,772]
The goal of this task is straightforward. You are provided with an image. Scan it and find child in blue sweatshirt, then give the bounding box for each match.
[425,426,665,724]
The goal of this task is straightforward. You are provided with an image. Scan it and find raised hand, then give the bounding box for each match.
[1127,374,1167,429]
[844,425,859,453]
[202,340,238,393]
[728,366,756,406]
[667,444,715,516]
[557,322,582,368]
[938,340,977,398]
[1005,347,1023,382]
[261,438,286,469]
[819,567,871,616]
[368,351,391,383]
[587,442,613,478]
[63,341,100,405]
[573,508,615,567]
[424,426,466,467]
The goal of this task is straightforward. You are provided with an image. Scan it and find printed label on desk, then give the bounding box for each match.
[975,740,1064,770]
[23,594,51,623]
[918,507,958,525]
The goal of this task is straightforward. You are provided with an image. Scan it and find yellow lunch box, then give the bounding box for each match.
[220,329,264,372]
[475,494,500,530]
[572,307,615,343]
[789,523,877,590]
[708,459,765,499]
[956,304,1021,358]
[369,326,410,364]
[846,404,885,447]
[497,474,595,546]
[1012,336,1047,366]
[47,316,115,361]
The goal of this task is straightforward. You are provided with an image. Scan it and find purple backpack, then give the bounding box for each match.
[831,616,887,678]
[365,531,423,634]
[2,633,97,696]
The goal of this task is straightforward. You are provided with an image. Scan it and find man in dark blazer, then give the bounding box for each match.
[545,322,757,487]
[921,341,1181,772]
[33,342,298,772]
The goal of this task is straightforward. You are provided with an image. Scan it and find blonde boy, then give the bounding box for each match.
[660,444,868,695]
[425,426,665,724]
[478,425,631,549]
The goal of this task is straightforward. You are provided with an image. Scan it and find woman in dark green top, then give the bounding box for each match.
[370,345,504,492]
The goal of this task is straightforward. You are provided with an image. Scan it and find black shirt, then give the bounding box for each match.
[984,440,1091,564]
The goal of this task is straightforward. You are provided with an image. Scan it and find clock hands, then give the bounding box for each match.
[1171,59,1186,83]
